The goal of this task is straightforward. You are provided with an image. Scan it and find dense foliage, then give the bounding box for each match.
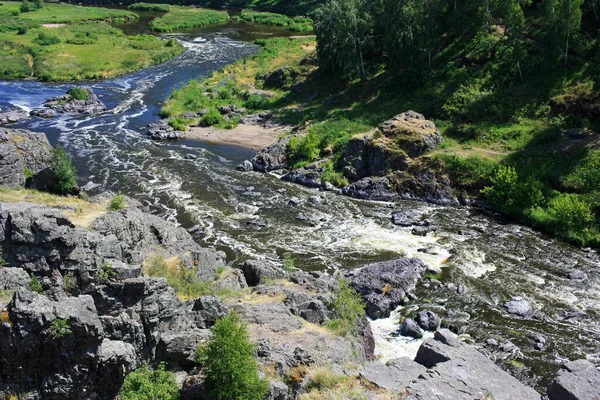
[120,364,180,400]
[327,277,365,336]
[50,146,77,195]
[197,312,269,400]
[149,6,229,32]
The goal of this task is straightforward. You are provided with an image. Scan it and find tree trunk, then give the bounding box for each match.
[565,36,569,67]
[592,1,599,23]
[356,37,366,81]
[517,59,524,82]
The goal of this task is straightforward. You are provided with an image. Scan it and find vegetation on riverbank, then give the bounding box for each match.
[0,21,183,80]
[0,1,138,24]
[163,0,600,247]
[238,9,312,32]
[140,4,229,32]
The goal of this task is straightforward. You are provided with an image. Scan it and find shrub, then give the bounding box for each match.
[120,363,180,400]
[17,26,28,35]
[145,255,211,299]
[68,87,89,101]
[197,312,269,400]
[63,273,77,294]
[33,32,61,46]
[322,161,349,188]
[0,245,7,267]
[199,108,224,126]
[49,318,72,339]
[327,277,365,336]
[20,0,31,13]
[282,253,295,272]
[245,94,267,110]
[481,166,544,215]
[99,261,117,283]
[30,274,43,293]
[107,195,127,211]
[51,146,77,195]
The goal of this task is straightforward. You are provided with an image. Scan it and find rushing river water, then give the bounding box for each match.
[0,21,599,393]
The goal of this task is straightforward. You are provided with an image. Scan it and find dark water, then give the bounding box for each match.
[0,23,598,393]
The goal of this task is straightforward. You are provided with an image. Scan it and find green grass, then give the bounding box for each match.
[149,6,229,32]
[161,37,315,126]
[0,23,184,80]
[0,2,138,24]
[240,9,312,32]
[128,2,171,12]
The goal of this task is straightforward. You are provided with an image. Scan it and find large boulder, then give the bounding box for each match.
[0,128,52,188]
[248,132,302,172]
[0,109,29,125]
[378,110,443,158]
[350,258,427,319]
[547,359,600,400]
[240,259,284,286]
[43,86,106,115]
[359,357,426,393]
[147,120,184,140]
[408,329,541,399]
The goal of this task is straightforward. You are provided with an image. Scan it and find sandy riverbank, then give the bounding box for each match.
[186,124,289,150]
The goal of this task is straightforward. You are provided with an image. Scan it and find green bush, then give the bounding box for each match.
[33,32,61,46]
[481,166,543,215]
[128,2,171,12]
[107,195,127,211]
[245,94,267,110]
[49,318,72,339]
[68,87,89,101]
[327,277,365,336]
[146,255,211,299]
[0,245,7,267]
[322,160,349,188]
[282,252,295,272]
[17,26,28,35]
[30,274,43,293]
[63,272,77,294]
[197,312,269,400]
[51,146,77,195]
[120,363,180,400]
[20,0,31,13]
[99,261,117,283]
[199,108,224,126]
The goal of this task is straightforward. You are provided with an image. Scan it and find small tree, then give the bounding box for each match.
[51,146,77,195]
[327,276,365,336]
[197,312,269,400]
[34,0,43,10]
[49,318,72,339]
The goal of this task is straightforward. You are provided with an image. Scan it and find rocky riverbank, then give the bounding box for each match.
[0,198,596,399]
[240,111,461,205]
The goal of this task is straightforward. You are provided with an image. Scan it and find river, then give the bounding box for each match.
[0,18,598,393]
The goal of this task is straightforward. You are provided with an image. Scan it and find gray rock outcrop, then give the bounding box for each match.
[350,258,427,319]
[43,86,106,115]
[0,109,29,125]
[147,120,184,140]
[247,132,302,172]
[0,128,52,188]
[547,359,600,400]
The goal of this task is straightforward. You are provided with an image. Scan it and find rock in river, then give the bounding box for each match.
[43,86,106,115]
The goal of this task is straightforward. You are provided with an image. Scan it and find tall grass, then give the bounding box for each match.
[150,7,229,32]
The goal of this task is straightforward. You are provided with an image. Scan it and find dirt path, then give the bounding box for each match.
[186,123,290,150]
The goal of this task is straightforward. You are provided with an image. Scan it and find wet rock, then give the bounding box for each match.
[359,357,426,393]
[185,153,198,160]
[236,160,254,172]
[30,108,57,119]
[288,197,301,207]
[281,161,326,189]
[0,109,29,125]
[392,210,426,227]
[249,132,302,172]
[547,359,600,400]
[569,271,588,281]
[485,338,499,347]
[44,86,106,115]
[147,120,184,140]
[500,342,518,353]
[410,330,540,400]
[412,226,433,236]
[247,218,268,229]
[240,259,283,286]
[351,258,427,319]
[307,195,323,205]
[342,176,399,202]
[415,311,441,331]
[505,297,534,318]
[0,128,53,189]
[400,318,424,339]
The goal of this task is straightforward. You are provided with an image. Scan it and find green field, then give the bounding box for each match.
[0,2,138,23]
[0,23,183,81]
[145,5,230,32]
[238,10,312,32]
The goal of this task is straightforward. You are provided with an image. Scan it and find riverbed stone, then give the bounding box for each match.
[30,108,57,119]
[147,120,184,140]
[400,318,424,339]
[0,109,29,125]
[351,258,427,319]
[44,86,106,115]
[0,128,53,188]
[415,310,441,331]
[547,359,600,400]
[505,297,534,318]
